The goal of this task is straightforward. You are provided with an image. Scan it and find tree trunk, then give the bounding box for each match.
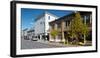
[62,38,65,44]
[76,37,79,45]
[54,37,56,42]
[66,38,68,45]
[83,34,86,45]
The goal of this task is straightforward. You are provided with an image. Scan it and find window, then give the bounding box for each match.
[48,16,50,20]
[66,21,70,27]
[83,15,90,24]
[57,23,61,29]
[40,22,45,25]
[40,22,42,24]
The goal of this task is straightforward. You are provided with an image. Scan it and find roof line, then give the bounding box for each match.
[45,11,59,18]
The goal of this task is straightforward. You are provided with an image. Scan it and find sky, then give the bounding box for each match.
[21,8,74,30]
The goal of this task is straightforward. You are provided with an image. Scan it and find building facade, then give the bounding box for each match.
[22,28,35,40]
[49,12,92,42]
[34,11,59,41]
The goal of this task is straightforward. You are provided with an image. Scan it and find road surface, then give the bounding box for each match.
[21,37,60,49]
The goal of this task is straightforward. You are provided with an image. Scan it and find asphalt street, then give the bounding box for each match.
[21,37,92,49]
[21,37,60,49]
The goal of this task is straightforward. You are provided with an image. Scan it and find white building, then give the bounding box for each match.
[22,28,28,36]
[34,11,59,40]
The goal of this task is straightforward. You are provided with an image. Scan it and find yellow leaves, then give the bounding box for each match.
[69,12,89,38]
[50,29,59,38]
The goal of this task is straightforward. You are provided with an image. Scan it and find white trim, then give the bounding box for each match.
[45,11,59,19]
[16,3,96,55]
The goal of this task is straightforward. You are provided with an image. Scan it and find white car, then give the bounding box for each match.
[31,36,38,41]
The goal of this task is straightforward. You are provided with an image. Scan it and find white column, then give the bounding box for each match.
[55,23,57,30]
[67,21,69,27]
[90,14,92,24]
[54,23,58,41]
[84,16,87,24]
[40,35,42,40]
[63,21,66,29]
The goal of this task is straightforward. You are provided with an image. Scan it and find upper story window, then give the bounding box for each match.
[40,21,44,24]
[57,23,61,29]
[83,15,90,20]
[65,21,70,27]
[40,22,42,24]
[50,24,54,29]
[48,16,50,20]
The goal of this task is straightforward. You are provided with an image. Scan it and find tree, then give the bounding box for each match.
[50,29,59,41]
[68,12,89,45]
[66,31,77,44]
[81,23,89,45]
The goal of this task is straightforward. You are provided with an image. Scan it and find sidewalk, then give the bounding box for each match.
[37,40,79,47]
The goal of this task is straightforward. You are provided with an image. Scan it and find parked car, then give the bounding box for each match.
[31,36,38,41]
